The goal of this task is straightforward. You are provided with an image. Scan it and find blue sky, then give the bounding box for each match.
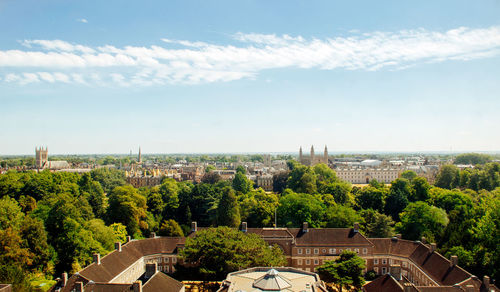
[1,0,500,154]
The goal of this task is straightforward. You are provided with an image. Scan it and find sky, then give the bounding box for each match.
[1,0,500,155]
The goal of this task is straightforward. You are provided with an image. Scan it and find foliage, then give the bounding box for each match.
[179,227,286,280]
[217,187,241,227]
[317,251,365,292]
[107,185,148,237]
[277,190,324,227]
[159,219,184,237]
[455,153,491,165]
[396,201,448,242]
[232,172,253,193]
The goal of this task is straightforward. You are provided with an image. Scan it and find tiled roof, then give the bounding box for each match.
[362,274,404,292]
[79,237,183,283]
[143,272,184,292]
[290,228,373,246]
[370,238,421,256]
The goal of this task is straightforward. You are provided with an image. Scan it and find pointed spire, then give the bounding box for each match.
[310,145,315,157]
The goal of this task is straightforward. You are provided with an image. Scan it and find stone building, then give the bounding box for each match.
[35,147,69,170]
[299,146,329,166]
[334,168,402,184]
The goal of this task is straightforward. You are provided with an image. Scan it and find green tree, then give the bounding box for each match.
[435,165,460,189]
[317,251,366,292]
[287,165,317,194]
[201,172,221,184]
[410,176,431,202]
[272,171,289,193]
[90,168,126,194]
[179,227,286,280]
[396,201,449,242]
[107,185,148,237]
[400,170,418,181]
[236,165,246,174]
[159,219,184,237]
[360,209,394,238]
[217,187,241,227]
[324,205,361,228]
[232,172,253,193]
[205,165,216,173]
[384,178,411,220]
[454,153,491,165]
[277,190,325,227]
[319,181,352,205]
[355,186,386,212]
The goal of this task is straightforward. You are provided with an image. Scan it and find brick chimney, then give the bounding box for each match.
[75,281,83,292]
[133,281,143,292]
[93,253,100,265]
[150,232,156,238]
[302,222,308,233]
[450,255,458,267]
[430,243,437,252]
[62,272,68,287]
[115,242,122,252]
[390,265,402,281]
[145,263,158,279]
[241,222,247,233]
[353,222,359,233]
[191,221,197,232]
[127,236,132,243]
[483,276,490,289]
[421,237,427,244]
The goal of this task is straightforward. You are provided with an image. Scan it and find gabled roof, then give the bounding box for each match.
[79,237,183,283]
[363,274,405,292]
[290,228,373,246]
[143,272,184,292]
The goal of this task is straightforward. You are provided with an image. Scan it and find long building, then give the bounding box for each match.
[52,223,498,292]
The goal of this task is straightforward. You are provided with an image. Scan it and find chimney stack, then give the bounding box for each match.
[353,222,360,233]
[191,221,197,232]
[390,265,402,281]
[93,253,101,265]
[302,222,309,233]
[62,272,68,287]
[133,281,143,292]
[75,281,83,292]
[450,255,458,267]
[145,263,158,279]
[127,236,132,243]
[421,237,427,244]
[150,232,156,238]
[430,243,437,252]
[241,222,247,233]
[115,242,122,252]
[483,276,490,289]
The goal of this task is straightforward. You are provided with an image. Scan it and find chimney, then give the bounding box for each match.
[353,222,360,233]
[115,242,122,252]
[93,253,100,265]
[483,276,490,289]
[241,222,247,233]
[62,272,68,287]
[133,281,143,292]
[127,236,132,243]
[450,255,458,267]
[465,285,474,292]
[75,281,83,292]
[430,243,437,252]
[150,232,156,238]
[403,283,413,292]
[302,222,309,233]
[390,265,402,281]
[191,221,197,232]
[421,237,427,244]
[145,263,158,279]
[396,234,402,239]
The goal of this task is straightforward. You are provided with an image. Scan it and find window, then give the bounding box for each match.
[165,257,169,263]
[339,249,343,253]
[374,259,378,264]
[158,257,162,263]
[306,259,311,265]
[355,248,360,254]
[306,249,311,254]
[382,259,387,265]
[382,267,387,274]
[322,249,326,253]
[172,257,177,263]
[298,259,303,265]
[298,249,303,255]
[159,266,163,271]
[363,248,367,255]
[329,248,336,254]
[403,261,407,268]
[314,248,319,254]
[314,259,319,265]
[166,266,170,273]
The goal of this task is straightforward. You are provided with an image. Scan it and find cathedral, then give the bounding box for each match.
[299,145,328,166]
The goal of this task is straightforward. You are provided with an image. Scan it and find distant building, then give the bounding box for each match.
[217,267,327,292]
[335,168,401,184]
[299,145,328,166]
[35,147,69,170]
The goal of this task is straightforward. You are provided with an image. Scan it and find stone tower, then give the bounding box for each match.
[35,146,48,169]
[324,145,328,164]
[310,145,315,161]
[299,146,303,162]
[138,147,142,163]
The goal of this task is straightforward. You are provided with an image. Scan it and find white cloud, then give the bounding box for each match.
[3,26,500,86]
[77,18,88,23]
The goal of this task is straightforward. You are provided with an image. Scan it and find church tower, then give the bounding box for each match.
[138,147,142,163]
[299,146,303,163]
[324,145,328,164]
[35,146,48,169]
[310,145,315,163]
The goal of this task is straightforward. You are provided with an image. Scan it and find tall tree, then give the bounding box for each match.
[435,165,460,189]
[396,201,449,242]
[107,185,148,237]
[232,172,253,193]
[217,187,241,227]
[317,251,366,292]
[159,219,184,237]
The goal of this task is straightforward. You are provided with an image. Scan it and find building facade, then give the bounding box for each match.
[299,146,328,166]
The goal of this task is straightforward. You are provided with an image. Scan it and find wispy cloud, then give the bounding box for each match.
[2,26,500,86]
[77,18,88,23]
